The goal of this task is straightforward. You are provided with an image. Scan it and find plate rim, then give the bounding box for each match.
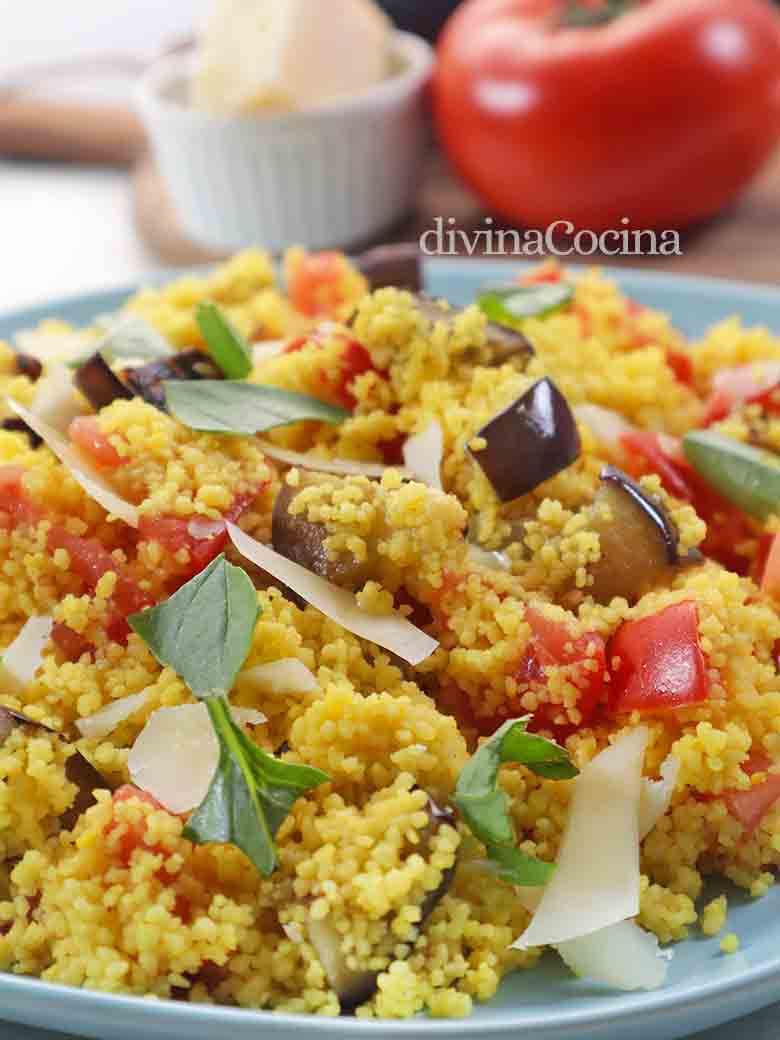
[2,258,780,1038]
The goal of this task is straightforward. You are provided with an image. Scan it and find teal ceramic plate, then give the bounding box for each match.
[1,259,780,1040]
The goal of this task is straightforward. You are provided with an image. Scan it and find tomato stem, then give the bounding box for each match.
[559,0,641,28]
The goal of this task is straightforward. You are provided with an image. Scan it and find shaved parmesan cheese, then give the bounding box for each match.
[76,688,152,740]
[639,754,680,840]
[128,702,267,814]
[238,658,320,696]
[515,727,648,949]
[574,404,636,448]
[403,421,444,491]
[30,364,84,433]
[6,398,139,527]
[227,523,438,666]
[283,922,305,944]
[0,616,53,695]
[467,544,511,572]
[257,440,411,480]
[15,329,95,366]
[557,919,669,992]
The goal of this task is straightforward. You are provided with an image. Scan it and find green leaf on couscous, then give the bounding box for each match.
[129,555,258,698]
[164,380,349,435]
[196,301,254,380]
[454,718,577,887]
[128,555,329,878]
[683,430,780,522]
[477,284,574,326]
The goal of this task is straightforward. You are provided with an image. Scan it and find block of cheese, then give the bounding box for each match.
[192,0,392,115]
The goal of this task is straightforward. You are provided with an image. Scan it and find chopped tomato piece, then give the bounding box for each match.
[283,336,309,354]
[607,601,709,715]
[621,432,692,501]
[68,416,125,468]
[666,350,695,388]
[516,608,607,731]
[287,251,348,318]
[109,785,168,866]
[51,623,94,662]
[760,533,780,598]
[139,490,259,584]
[520,265,561,285]
[0,465,42,528]
[724,753,780,834]
[331,341,376,410]
[702,389,736,426]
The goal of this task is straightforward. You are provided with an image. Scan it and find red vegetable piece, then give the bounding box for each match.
[724,753,780,834]
[69,416,125,469]
[666,350,695,388]
[607,601,709,715]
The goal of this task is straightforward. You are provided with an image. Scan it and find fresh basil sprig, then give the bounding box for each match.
[128,555,328,876]
[164,380,349,435]
[196,302,253,380]
[477,284,574,326]
[453,718,578,887]
[67,314,173,369]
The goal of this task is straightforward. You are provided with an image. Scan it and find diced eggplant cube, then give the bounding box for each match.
[471,378,581,502]
[358,243,422,293]
[587,466,681,604]
[122,349,222,412]
[74,352,134,412]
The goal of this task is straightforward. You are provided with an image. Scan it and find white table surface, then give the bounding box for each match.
[1,159,780,1040]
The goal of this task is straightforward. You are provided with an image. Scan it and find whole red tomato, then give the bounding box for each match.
[434,0,780,231]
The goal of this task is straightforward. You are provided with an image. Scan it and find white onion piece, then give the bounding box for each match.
[227,523,438,667]
[712,361,780,402]
[15,329,94,365]
[257,440,411,480]
[403,421,444,491]
[30,364,84,434]
[76,688,152,740]
[515,727,648,949]
[574,404,636,448]
[639,754,680,840]
[467,544,511,572]
[128,702,267,814]
[557,919,668,992]
[6,398,138,527]
[238,658,320,696]
[0,616,53,695]
[252,340,288,364]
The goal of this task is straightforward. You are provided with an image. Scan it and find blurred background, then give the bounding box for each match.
[2,0,780,310]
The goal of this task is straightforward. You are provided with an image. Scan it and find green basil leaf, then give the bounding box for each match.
[477,284,574,325]
[184,696,328,876]
[196,302,253,380]
[454,718,577,886]
[128,555,258,698]
[164,380,349,435]
[67,314,173,369]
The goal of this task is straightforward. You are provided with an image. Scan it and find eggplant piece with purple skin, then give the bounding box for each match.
[357,243,422,293]
[121,349,223,412]
[1,417,41,447]
[14,353,43,382]
[74,352,134,411]
[587,466,688,605]
[272,482,371,592]
[0,706,109,830]
[306,794,457,1014]
[471,378,581,502]
[412,295,534,367]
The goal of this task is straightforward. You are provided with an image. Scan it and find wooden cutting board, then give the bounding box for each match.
[134,147,780,282]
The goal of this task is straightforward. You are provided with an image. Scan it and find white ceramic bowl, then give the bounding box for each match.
[136,32,433,254]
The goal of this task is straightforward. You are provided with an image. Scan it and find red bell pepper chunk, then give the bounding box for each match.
[517,608,607,731]
[723,753,780,834]
[607,601,709,715]
[666,350,695,388]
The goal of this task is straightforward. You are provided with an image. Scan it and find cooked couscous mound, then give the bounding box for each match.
[0,248,779,1018]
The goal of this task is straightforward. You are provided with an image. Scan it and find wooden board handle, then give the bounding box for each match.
[0,99,146,165]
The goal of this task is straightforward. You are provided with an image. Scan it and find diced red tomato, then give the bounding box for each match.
[283,336,308,354]
[607,601,709,715]
[516,608,607,732]
[0,465,42,528]
[702,389,736,427]
[51,622,94,663]
[520,265,561,285]
[760,533,780,598]
[138,490,259,584]
[68,416,125,468]
[109,786,168,866]
[287,251,348,318]
[666,350,695,388]
[331,341,376,410]
[723,752,780,834]
[621,430,753,575]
